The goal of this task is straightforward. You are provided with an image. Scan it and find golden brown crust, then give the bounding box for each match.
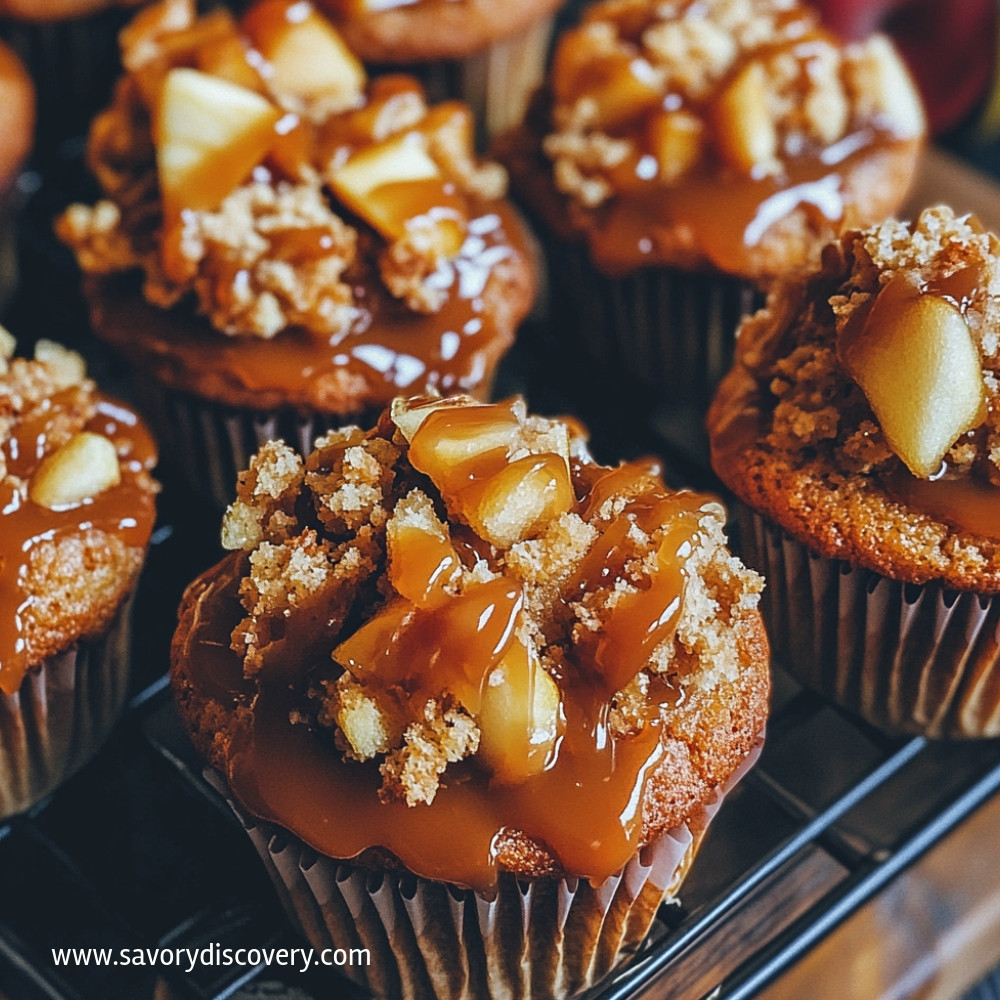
[320,0,564,63]
[0,41,34,192]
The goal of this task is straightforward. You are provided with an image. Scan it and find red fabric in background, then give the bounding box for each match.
[814,0,997,134]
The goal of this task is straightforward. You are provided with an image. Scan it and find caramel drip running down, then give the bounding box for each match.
[181,408,714,891]
[883,469,1000,542]
[0,395,158,695]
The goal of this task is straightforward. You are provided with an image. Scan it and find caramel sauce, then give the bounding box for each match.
[545,11,921,278]
[94,202,523,409]
[0,395,158,695]
[883,468,1000,541]
[181,421,711,889]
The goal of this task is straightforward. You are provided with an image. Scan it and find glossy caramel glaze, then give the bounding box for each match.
[173,398,769,891]
[0,393,158,694]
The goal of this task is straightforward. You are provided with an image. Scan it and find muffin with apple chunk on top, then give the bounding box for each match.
[0,332,158,819]
[708,204,1000,738]
[502,0,926,410]
[171,393,769,1000]
[57,0,535,508]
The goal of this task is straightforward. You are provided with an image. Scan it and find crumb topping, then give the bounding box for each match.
[57,0,512,343]
[544,0,924,211]
[748,206,1000,482]
[220,395,762,806]
[0,332,159,692]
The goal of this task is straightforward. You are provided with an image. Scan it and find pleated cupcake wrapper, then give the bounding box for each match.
[136,378,378,510]
[208,742,760,1000]
[743,510,1000,739]
[544,239,761,412]
[0,593,133,820]
[370,14,555,145]
[1,9,134,164]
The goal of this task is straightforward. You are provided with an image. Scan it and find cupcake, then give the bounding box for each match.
[0,0,141,163]
[57,0,535,508]
[0,331,158,819]
[309,0,566,141]
[708,205,1000,738]
[504,0,925,411]
[0,38,33,308]
[171,394,769,999]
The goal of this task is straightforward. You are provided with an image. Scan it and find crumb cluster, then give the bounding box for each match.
[752,206,1000,481]
[221,396,762,807]
[57,1,509,341]
[545,0,920,209]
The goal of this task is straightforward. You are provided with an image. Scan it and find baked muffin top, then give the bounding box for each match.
[172,395,768,890]
[313,0,565,63]
[57,0,534,411]
[0,333,158,694]
[709,205,1000,591]
[506,0,924,279]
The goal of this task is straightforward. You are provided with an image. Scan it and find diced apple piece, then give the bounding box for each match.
[839,277,985,477]
[243,0,365,110]
[648,110,703,183]
[458,453,575,549]
[155,67,280,218]
[407,399,523,495]
[387,518,462,609]
[854,36,925,139]
[478,639,562,784]
[713,61,778,174]
[582,53,663,129]
[391,394,479,442]
[30,433,121,510]
[329,132,462,244]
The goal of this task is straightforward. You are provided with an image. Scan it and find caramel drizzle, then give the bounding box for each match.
[184,442,713,891]
[0,395,158,695]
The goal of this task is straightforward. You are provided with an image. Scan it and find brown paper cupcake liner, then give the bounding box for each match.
[209,743,760,1000]
[544,239,762,411]
[0,592,133,820]
[742,510,1000,739]
[371,14,555,145]
[137,379,377,509]
[1,8,133,161]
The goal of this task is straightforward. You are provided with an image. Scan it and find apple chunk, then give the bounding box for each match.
[713,61,778,174]
[477,639,562,784]
[839,277,986,477]
[329,132,465,249]
[155,67,280,217]
[243,0,365,110]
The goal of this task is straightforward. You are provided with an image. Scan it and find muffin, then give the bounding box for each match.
[0,38,33,308]
[708,205,1000,738]
[504,0,926,411]
[0,331,158,819]
[171,394,769,999]
[58,0,535,507]
[0,0,142,163]
[309,0,566,141]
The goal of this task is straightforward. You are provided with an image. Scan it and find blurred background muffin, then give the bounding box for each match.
[708,204,1000,738]
[0,333,158,819]
[305,0,567,141]
[504,0,926,428]
[0,38,33,308]
[57,0,536,507]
